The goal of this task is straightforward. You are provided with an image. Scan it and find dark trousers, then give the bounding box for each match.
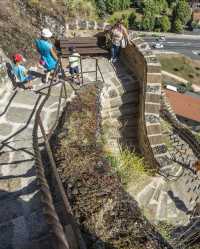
[111,44,120,60]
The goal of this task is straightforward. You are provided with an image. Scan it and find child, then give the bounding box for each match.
[12,54,33,89]
[68,46,81,85]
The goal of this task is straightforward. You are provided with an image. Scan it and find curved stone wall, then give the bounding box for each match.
[121,33,181,176]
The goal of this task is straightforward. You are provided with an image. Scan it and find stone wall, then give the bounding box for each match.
[121,33,181,176]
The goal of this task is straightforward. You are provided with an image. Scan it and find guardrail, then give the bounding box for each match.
[32,56,104,249]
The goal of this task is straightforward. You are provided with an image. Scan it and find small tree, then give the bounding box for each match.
[128,11,137,28]
[105,0,120,14]
[172,0,191,26]
[119,0,131,10]
[142,16,155,31]
[173,18,184,33]
[160,15,171,32]
[96,0,107,17]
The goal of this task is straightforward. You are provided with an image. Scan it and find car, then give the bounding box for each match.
[156,36,166,42]
[152,43,164,49]
[159,36,166,41]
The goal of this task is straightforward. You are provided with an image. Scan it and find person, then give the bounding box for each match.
[68,46,81,85]
[34,28,58,83]
[109,19,130,63]
[12,54,33,89]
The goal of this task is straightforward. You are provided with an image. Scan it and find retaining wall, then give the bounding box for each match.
[121,33,179,174]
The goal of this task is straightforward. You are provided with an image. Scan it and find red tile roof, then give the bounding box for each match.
[165,90,200,122]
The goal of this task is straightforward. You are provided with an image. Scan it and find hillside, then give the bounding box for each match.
[0,0,66,59]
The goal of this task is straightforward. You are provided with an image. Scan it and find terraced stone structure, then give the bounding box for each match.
[0,27,199,248]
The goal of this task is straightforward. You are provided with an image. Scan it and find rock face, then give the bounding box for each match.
[0,0,66,58]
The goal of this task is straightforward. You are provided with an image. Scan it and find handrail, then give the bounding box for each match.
[33,60,70,249]
[33,55,104,248]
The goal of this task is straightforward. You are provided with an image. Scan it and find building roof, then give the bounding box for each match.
[165,89,200,122]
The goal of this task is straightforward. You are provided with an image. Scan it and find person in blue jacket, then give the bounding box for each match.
[35,28,58,83]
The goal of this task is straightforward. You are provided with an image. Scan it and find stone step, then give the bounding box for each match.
[136,180,157,207]
[156,190,168,222]
[170,181,194,212]
[0,189,41,224]
[0,209,49,249]
[149,180,164,205]
[29,234,54,249]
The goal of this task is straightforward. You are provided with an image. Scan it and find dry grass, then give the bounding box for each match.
[158,54,200,85]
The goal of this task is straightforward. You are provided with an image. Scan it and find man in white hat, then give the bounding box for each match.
[34,28,58,83]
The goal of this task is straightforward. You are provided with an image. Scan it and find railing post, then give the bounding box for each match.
[80,56,84,85]
[95,58,98,82]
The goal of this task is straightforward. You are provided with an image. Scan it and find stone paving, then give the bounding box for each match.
[0,60,74,248]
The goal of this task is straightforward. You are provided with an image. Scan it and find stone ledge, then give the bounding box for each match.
[146,93,161,103]
[148,134,163,145]
[147,73,162,84]
[145,103,160,114]
[146,124,161,135]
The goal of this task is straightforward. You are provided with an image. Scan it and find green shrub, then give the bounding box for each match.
[128,11,137,28]
[172,18,183,33]
[160,15,171,32]
[106,148,152,186]
[64,0,96,18]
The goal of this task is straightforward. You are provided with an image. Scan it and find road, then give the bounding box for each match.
[144,36,200,60]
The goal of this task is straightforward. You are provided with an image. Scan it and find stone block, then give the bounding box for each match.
[119,116,138,127]
[148,134,163,145]
[146,93,161,103]
[145,103,160,114]
[108,89,118,98]
[110,97,122,108]
[120,126,137,139]
[145,114,160,124]
[146,56,158,64]
[146,124,161,135]
[147,73,162,84]
[111,77,120,87]
[147,64,161,74]
[146,84,161,94]
[156,154,172,167]
[152,144,168,155]
[121,92,139,104]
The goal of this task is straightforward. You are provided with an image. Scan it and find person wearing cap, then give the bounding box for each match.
[68,46,81,85]
[35,28,58,83]
[12,54,33,89]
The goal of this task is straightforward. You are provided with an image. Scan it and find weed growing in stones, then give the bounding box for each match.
[106,148,152,187]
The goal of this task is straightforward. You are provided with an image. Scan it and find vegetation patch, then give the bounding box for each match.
[54,84,171,249]
[106,148,152,187]
[159,54,200,86]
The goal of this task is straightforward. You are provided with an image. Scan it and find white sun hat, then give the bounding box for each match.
[41,28,53,38]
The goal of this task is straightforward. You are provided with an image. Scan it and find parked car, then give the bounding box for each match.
[152,43,164,49]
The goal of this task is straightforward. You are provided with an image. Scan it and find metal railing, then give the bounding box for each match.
[32,55,104,249]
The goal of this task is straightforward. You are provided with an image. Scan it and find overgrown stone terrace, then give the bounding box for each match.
[0,32,199,249]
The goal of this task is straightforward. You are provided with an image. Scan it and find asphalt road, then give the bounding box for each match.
[144,37,200,60]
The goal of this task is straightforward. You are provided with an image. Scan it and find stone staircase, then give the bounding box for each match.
[99,58,140,153]
[97,58,200,229]
[0,68,73,249]
[135,128,200,226]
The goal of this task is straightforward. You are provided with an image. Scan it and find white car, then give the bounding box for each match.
[152,43,164,49]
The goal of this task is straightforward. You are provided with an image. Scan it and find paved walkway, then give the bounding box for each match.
[0,65,73,249]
